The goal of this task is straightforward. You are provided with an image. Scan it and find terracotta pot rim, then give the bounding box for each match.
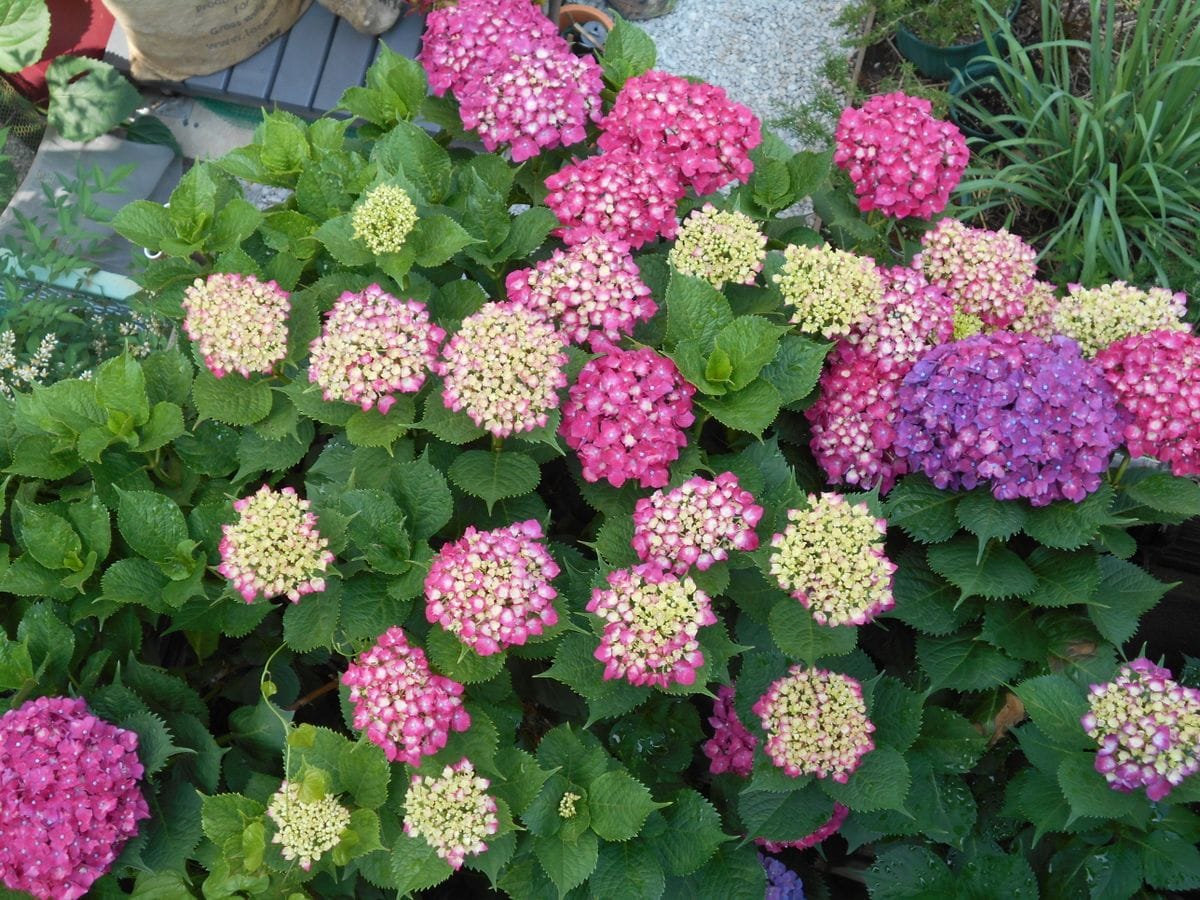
[558,3,615,32]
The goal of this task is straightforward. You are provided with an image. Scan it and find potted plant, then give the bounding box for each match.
[879,0,1022,80]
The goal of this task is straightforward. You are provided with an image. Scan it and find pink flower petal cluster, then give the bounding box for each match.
[844,265,954,371]
[631,472,763,575]
[404,759,499,869]
[1095,329,1200,476]
[1081,658,1200,802]
[544,148,685,248]
[753,666,875,782]
[916,219,1037,328]
[897,332,1126,505]
[756,803,850,853]
[560,346,696,489]
[437,302,568,438]
[425,519,560,656]
[342,626,471,765]
[308,284,444,413]
[218,485,334,603]
[0,696,149,900]
[505,231,656,346]
[598,70,762,196]
[834,91,968,219]
[182,272,289,379]
[1007,280,1060,339]
[703,685,757,777]
[586,564,716,688]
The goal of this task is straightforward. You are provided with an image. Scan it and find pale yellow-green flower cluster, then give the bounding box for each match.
[774,243,884,337]
[769,493,896,627]
[403,759,499,870]
[952,310,986,340]
[1052,281,1188,357]
[352,183,419,255]
[266,780,351,872]
[668,203,767,289]
[558,791,581,818]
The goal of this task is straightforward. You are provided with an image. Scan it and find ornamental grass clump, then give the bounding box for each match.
[668,204,768,288]
[775,243,885,338]
[182,272,289,379]
[917,219,1037,329]
[424,520,560,656]
[587,565,716,688]
[631,472,763,575]
[342,626,471,765]
[703,685,757,777]
[266,781,351,871]
[403,759,499,869]
[754,667,875,782]
[437,302,568,438]
[218,485,334,603]
[1082,658,1200,802]
[0,697,149,900]
[308,284,444,413]
[1052,281,1188,357]
[770,493,896,627]
[351,184,418,255]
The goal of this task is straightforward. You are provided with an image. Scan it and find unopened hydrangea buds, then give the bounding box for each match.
[266,780,351,871]
[1052,281,1188,357]
[775,244,885,338]
[351,184,418,255]
[403,759,499,869]
[182,272,289,379]
[668,204,767,289]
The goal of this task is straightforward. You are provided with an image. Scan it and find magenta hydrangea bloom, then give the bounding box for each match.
[505,232,656,347]
[756,803,850,853]
[218,485,334,603]
[0,696,150,900]
[308,284,444,413]
[598,70,762,196]
[806,342,910,494]
[425,519,560,656]
[753,666,875,782]
[834,91,968,220]
[916,219,1038,328]
[1095,329,1200,477]
[896,332,1125,505]
[342,626,471,765]
[560,346,696,489]
[586,565,717,689]
[844,265,954,371]
[544,148,685,248]
[182,272,289,379]
[703,685,758,777]
[1081,658,1200,802]
[631,472,763,575]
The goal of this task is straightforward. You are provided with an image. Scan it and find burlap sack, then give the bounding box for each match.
[101,0,314,82]
[317,0,403,35]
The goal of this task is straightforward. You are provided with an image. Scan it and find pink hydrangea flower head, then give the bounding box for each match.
[774,243,885,338]
[1007,280,1060,338]
[753,666,875,782]
[0,696,149,900]
[266,780,351,872]
[417,0,558,97]
[897,332,1126,505]
[833,91,968,219]
[668,203,767,289]
[756,803,850,852]
[403,759,500,869]
[703,684,758,777]
[1081,658,1200,802]
[1052,281,1188,357]
[631,472,763,575]
[844,264,954,370]
[308,284,445,413]
[586,564,717,688]
[598,70,762,195]
[770,493,896,627]
[218,485,334,603]
[456,46,603,161]
[505,232,656,346]
[424,519,560,656]
[341,626,471,765]
[1095,329,1200,476]
[436,301,568,438]
[351,184,418,255]
[806,342,911,493]
[182,272,289,379]
[544,148,685,248]
[916,219,1037,328]
[560,346,696,488]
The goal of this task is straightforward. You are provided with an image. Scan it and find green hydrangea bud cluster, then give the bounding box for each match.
[352,184,419,255]
[266,781,351,872]
[952,310,986,340]
[668,203,767,289]
[558,791,581,818]
[774,243,884,337]
[1052,281,1188,357]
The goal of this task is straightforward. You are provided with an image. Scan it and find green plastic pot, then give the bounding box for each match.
[896,0,1020,81]
[948,58,1023,143]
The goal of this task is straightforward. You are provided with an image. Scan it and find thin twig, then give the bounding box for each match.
[286,678,339,711]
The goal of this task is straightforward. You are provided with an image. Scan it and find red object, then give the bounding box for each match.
[2,0,115,103]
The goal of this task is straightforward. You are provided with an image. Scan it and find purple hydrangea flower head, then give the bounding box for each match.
[703,685,758,777]
[761,854,807,900]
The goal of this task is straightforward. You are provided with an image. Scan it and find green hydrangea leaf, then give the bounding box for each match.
[738,781,835,841]
[887,550,982,635]
[1013,674,1091,750]
[192,371,273,426]
[916,632,1022,692]
[390,833,453,895]
[863,846,955,899]
[426,626,506,684]
[1088,555,1173,645]
[697,380,783,438]
[591,840,666,900]
[821,745,911,812]
[533,830,599,893]
[448,450,540,513]
[1023,484,1115,550]
[1025,548,1102,607]
[768,597,858,664]
[759,334,830,406]
[870,676,924,752]
[665,270,733,351]
[927,536,1037,601]
[885,475,961,543]
[587,769,662,841]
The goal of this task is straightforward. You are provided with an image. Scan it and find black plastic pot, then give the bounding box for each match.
[948,60,1015,142]
[896,0,1021,81]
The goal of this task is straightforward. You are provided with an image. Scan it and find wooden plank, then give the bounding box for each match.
[225,31,289,101]
[311,17,377,111]
[377,12,425,61]
[271,3,339,110]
